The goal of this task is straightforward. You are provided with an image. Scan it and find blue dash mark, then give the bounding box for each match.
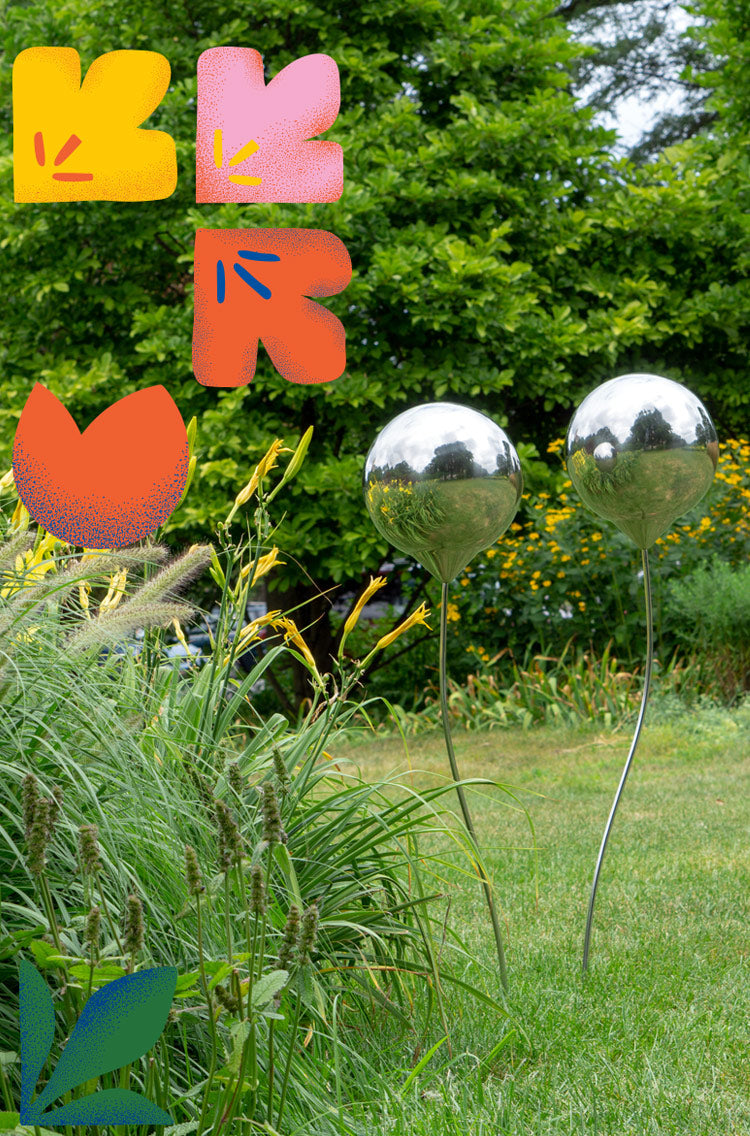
[216,260,226,304]
[238,250,281,262]
[233,263,272,300]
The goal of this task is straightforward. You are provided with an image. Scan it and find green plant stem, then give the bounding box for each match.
[94,870,124,957]
[275,991,302,1132]
[439,580,509,994]
[0,1062,13,1111]
[195,893,219,1136]
[267,1019,276,1125]
[224,873,233,967]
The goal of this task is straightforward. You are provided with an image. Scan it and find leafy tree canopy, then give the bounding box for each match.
[0,0,747,677]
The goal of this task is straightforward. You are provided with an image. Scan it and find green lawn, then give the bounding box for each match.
[330,716,750,1135]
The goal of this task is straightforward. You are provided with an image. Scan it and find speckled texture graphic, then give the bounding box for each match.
[12,384,189,547]
[196,47,342,203]
[192,228,352,386]
[13,47,176,202]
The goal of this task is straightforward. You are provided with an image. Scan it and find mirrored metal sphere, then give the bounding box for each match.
[566,373,718,548]
[364,403,522,582]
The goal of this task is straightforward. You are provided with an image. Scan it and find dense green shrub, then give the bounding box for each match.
[666,557,750,702]
[448,437,750,676]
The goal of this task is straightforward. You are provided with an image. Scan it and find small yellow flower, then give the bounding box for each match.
[240,545,286,585]
[375,603,431,651]
[445,601,460,622]
[343,576,388,637]
[230,438,292,516]
[271,616,319,673]
[99,569,128,615]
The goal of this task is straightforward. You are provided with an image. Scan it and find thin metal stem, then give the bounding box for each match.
[439,581,509,993]
[582,547,654,974]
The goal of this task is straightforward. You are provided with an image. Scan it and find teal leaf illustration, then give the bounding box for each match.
[34,1088,173,1126]
[30,966,177,1119]
[18,960,54,1119]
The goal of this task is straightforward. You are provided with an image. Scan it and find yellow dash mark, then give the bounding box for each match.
[228,138,260,166]
[228,174,262,185]
[213,129,222,168]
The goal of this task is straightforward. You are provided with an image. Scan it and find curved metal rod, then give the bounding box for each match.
[439,581,509,993]
[582,547,654,974]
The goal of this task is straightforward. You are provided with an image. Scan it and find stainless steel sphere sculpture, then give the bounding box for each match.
[364,402,523,581]
[566,373,718,972]
[364,402,523,992]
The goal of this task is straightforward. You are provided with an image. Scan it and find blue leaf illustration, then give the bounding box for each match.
[35,1088,173,1126]
[31,966,177,1117]
[18,959,54,1121]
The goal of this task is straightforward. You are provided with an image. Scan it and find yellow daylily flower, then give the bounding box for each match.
[99,569,128,615]
[343,576,387,637]
[375,603,431,651]
[271,616,319,673]
[239,546,286,585]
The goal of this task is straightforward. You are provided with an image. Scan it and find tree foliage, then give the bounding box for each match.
[0,0,748,682]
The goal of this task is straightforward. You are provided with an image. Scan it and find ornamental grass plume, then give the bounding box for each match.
[22,773,39,841]
[84,905,101,957]
[123,893,144,960]
[271,747,290,799]
[275,904,301,973]
[184,844,203,896]
[297,902,319,968]
[78,824,102,876]
[0,531,34,572]
[27,797,50,876]
[249,863,266,916]
[67,600,191,653]
[227,761,243,796]
[0,544,168,642]
[127,544,212,607]
[215,799,243,870]
[261,781,285,846]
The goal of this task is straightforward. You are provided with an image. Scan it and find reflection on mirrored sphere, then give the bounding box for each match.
[364,403,523,582]
[566,373,718,548]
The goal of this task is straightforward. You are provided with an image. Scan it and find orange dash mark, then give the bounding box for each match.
[54,134,82,166]
[52,172,94,181]
[33,132,45,166]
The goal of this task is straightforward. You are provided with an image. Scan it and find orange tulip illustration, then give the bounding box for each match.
[13,47,176,202]
[12,385,189,547]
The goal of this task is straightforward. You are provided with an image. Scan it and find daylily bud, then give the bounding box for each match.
[186,416,198,455]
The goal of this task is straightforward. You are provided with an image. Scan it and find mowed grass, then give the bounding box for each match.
[329,717,750,1135]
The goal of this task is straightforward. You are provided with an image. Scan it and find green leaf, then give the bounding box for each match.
[69,964,126,985]
[36,1088,172,1127]
[18,960,54,1120]
[250,970,288,1011]
[30,967,177,1119]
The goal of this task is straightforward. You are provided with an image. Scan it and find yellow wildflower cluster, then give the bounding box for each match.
[450,436,750,654]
